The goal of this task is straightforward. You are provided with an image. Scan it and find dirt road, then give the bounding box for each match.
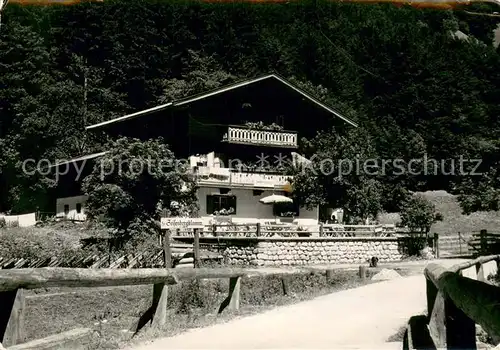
[127,259,467,350]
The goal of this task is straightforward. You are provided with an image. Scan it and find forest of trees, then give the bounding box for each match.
[0,0,499,216]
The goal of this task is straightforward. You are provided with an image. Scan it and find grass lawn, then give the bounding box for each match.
[23,269,384,350]
[378,190,500,236]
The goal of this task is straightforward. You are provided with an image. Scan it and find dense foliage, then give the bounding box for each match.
[400,194,443,234]
[82,137,198,238]
[0,0,499,216]
[291,127,386,223]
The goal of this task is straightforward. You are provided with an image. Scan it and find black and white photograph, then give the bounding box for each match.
[0,0,499,348]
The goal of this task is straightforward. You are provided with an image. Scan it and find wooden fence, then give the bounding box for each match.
[404,254,500,349]
[438,232,474,257]
[438,230,500,258]
[0,242,222,270]
[469,230,500,257]
[1,225,435,270]
[0,265,337,349]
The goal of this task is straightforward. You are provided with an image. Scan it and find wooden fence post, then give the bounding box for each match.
[358,266,367,280]
[135,229,172,331]
[151,283,169,328]
[107,239,112,268]
[319,223,324,237]
[458,231,462,255]
[193,229,201,268]
[218,276,241,313]
[434,233,439,259]
[133,279,171,334]
[281,277,290,296]
[475,262,485,282]
[163,229,172,269]
[326,269,334,282]
[0,289,25,347]
[428,291,476,349]
[480,229,487,256]
[256,223,261,237]
[426,277,438,323]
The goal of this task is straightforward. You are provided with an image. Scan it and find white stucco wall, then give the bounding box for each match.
[56,195,88,221]
[0,213,36,227]
[196,187,318,225]
[55,188,319,225]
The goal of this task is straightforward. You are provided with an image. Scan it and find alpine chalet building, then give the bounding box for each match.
[54,73,357,226]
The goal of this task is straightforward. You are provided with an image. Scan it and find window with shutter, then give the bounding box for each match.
[206,196,215,214]
[273,202,299,217]
[206,195,237,214]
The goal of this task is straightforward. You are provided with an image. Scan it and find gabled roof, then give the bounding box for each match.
[86,103,173,130]
[86,73,358,130]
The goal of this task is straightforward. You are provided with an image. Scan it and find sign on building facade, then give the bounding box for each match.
[160,217,204,230]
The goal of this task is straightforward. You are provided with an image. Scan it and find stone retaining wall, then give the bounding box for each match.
[222,237,405,266]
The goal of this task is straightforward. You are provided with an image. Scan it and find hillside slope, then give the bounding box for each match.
[379,190,500,235]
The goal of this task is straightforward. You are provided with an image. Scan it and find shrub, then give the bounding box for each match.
[0,217,6,228]
[173,279,207,314]
[399,236,432,257]
[0,220,168,268]
[487,269,500,286]
[82,137,198,242]
[0,222,120,264]
[400,194,443,235]
[0,226,85,262]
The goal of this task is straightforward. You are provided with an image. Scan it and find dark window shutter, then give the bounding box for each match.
[230,195,237,214]
[206,195,214,214]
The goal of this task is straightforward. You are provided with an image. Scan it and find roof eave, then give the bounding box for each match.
[269,74,358,128]
[85,103,173,130]
[50,151,107,168]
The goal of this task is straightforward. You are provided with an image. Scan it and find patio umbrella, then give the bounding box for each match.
[259,194,293,223]
[259,194,293,204]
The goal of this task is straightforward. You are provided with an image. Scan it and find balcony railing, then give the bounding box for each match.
[193,167,291,188]
[222,126,298,148]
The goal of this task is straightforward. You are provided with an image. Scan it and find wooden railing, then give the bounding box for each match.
[468,230,500,257]
[172,223,398,238]
[0,266,319,349]
[222,126,298,148]
[437,230,500,258]
[404,254,500,349]
[194,167,291,188]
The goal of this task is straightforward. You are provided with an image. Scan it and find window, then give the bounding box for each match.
[76,203,82,214]
[206,195,237,215]
[64,204,69,216]
[273,202,299,217]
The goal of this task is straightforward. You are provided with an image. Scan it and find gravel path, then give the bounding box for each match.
[126,259,467,350]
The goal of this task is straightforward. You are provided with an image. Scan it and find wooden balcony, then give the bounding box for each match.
[194,167,291,189]
[222,126,298,148]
